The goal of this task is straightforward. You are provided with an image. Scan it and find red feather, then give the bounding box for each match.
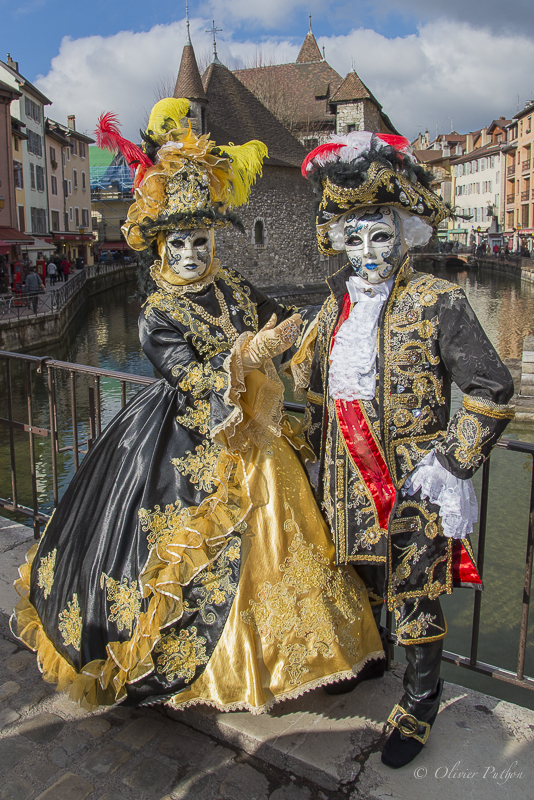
[301,143,343,177]
[95,112,152,184]
[376,134,410,151]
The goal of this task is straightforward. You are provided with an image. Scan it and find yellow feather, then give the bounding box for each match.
[146,98,190,136]
[217,141,269,207]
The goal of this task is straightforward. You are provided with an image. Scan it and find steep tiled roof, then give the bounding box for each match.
[329,71,374,104]
[202,62,307,168]
[174,43,207,102]
[296,31,323,63]
[234,60,341,128]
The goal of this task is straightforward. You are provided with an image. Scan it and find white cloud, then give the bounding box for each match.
[35,17,534,144]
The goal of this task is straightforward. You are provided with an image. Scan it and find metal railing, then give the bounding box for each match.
[0,262,136,321]
[0,350,532,693]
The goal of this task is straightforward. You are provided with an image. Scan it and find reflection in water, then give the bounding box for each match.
[1,274,533,708]
[433,265,534,361]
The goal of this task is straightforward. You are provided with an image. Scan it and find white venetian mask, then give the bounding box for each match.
[165,228,213,281]
[343,206,407,284]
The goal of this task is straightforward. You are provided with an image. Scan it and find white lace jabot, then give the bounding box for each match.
[329,276,393,401]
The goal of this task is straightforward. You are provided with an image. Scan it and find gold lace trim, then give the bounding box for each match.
[463,395,515,420]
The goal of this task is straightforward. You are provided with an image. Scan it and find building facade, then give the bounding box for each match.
[503,102,534,249]
[0,55,53,262]
[45,115,94,265]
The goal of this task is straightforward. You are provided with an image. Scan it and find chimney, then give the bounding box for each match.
[67,115,76,130]
[480,128,489,146]
[6,53,19,72]
[466,133,474,153]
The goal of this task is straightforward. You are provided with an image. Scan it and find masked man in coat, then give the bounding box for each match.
[289,132,515,768]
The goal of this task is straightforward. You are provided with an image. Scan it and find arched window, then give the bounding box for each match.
[254,220,264,246]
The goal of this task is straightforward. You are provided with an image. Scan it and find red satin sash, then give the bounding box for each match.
[331,294,396,530]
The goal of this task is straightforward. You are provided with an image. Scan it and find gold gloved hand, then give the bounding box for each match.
[242,313,302,374]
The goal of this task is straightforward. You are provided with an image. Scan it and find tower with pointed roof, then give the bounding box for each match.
[169,25,328,290]
[234,21,398,150]
[173,5,207,134]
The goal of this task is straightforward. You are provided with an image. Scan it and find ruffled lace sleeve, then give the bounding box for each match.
[214,333,285,452]
[402,450,478,539]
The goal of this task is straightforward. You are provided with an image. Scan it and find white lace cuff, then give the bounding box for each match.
[402,451,478,539]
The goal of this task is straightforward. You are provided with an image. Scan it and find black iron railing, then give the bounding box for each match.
[0,262,136,321]
[0,350,532,693]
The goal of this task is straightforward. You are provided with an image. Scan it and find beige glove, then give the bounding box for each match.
[242,313,302,374]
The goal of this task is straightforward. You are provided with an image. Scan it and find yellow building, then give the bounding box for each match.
[45,115,94,265]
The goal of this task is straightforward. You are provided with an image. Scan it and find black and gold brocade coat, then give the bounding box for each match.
[299,260,515,619]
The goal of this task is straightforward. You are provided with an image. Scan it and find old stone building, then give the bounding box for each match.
[234,23,398,150]
[173,37,327,290]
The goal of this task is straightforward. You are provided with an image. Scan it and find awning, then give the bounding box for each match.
[0,227,35,245]
[0,245,10,255]
[97,240,131,251]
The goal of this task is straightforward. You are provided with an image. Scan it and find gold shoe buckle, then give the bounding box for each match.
[387,704,431,745]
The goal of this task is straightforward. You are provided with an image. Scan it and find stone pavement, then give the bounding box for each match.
[1,515,533,800]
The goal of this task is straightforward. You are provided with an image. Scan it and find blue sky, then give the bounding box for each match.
[1,1,532,142]
[2,1,420,82]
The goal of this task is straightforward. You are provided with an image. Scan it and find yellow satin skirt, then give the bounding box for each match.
[168,432,384,714]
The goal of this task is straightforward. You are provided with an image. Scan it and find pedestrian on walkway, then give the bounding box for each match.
[60,257,71,282]
[24,266,44,313]
[47,260,57,286]
[56,258,64,282]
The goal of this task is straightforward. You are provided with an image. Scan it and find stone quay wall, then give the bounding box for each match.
[0,265,137,352]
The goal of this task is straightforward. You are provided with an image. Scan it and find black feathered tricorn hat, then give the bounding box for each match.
[302,132,450,256]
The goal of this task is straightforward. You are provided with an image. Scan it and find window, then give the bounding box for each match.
[51,175,57,195]
[30,162,35,189]
[528,117,532,134]
[63,180,68,197]
[71,138,77,156]
[471,160,477,172]
[480,158,486,171]
[50,146,56,165]
[64,211,69,231]
[82,208,89,227]
[62,151,66,167]
[347,124,356,133]
[508,211,514,228]
[75,207,80,227]
[24,97,41,122]
[79,142,86,159]
[81,171,86,189]
[31,207,47,234]
[66,148,70,161]
[18,205,25,232]
[73,169,78,189]
[14,136,19,152]
[51,210,60,230]
[254,219,265,246]
[69,207,73,221]
[522,204,529,228]
[36,165,45,191]
[68,180,72,195]
[13,161,23,189]
[27,130,42,157]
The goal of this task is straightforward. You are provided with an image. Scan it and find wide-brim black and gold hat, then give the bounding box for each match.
[302,132,450,256]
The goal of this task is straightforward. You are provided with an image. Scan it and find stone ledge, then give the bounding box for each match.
[168,667,534,798]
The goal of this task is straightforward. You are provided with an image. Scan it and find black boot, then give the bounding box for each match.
[381,638,444,769]
[324,622,388,696]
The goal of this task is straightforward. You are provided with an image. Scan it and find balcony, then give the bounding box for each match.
[522,159,531,172]
[507,193,515,205]
[508,165,516,176]
[521,190,530,201]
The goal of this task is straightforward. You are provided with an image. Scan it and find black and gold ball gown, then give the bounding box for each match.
[13,264,383,712]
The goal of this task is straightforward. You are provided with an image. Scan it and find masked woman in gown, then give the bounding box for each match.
[13,99,383,712]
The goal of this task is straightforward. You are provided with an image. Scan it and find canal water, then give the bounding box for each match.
[1,267,533,709]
